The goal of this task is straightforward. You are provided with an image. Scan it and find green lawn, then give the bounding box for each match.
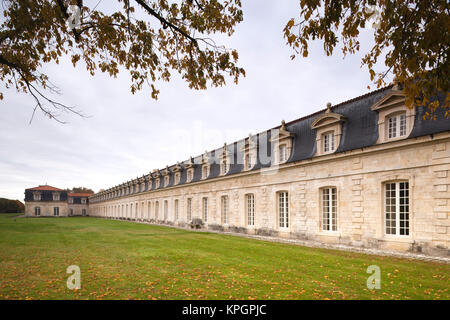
[0,214,448,300]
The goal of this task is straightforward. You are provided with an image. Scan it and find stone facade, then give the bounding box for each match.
[89,133,450,257]
[25,200,69,217]
[24,187,91,217]
[88,87,449,258]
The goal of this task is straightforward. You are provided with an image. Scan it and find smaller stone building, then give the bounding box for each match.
[24,185,91,217]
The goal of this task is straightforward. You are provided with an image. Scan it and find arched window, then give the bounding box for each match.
[386,112,407,139]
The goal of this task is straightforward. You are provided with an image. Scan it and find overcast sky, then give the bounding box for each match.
[0,1,388,201]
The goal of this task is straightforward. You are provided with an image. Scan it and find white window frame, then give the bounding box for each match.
[164,200,168,220]
[245,153,252,170]
[384,181,410,236]
[279,144,287,163]
[246,194,255,226]
[33,192,41,201]
[174,199,179,221]
[387,112,407,139]
[187,198,192,221]
[321,187,338,232]
[221,196,229,224]
[52,192,60,201]
[221,159,229,175]
[164,176,169,187]
[203,165,209,179]
[187,169,193,182]
[35,207,40,216]
[278,191,289,229]
[203,197,208,223]
[53,207,59,216]
[322,131,335,153]
[155,201,159,220]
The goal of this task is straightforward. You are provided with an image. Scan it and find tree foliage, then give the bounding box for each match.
[284,0,449,118]
[65,186,94,194]
[1,1,448,122]
[0,0,244,122]
[0,198,25,213]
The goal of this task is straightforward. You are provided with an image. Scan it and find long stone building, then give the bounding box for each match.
[89,85,450,257]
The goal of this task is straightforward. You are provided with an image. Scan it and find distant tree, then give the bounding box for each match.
[0,198,25,213]
[66,187,94,194]
[0,0,244,123]
[284,0,449,118]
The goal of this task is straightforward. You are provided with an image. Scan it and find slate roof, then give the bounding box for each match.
[92,86,449,199]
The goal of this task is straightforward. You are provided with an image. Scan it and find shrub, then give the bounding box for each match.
[190,218,203,229]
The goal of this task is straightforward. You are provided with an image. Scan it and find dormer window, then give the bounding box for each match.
[155,178,160,188]
[371,88,414,144]
[33,192,41,201]
[185,157,195,183]
[387,112,407,139]
[81,198,87,204]
[53,192,60,201]
[202,165,209,179]
[322,131,335,153]
[245,153,252,170]
[279,144,288,163]
[68,197,74,204]
[242,135,257,171]
[221,158,230,175]
[187,169,193,182]
[311,103,345,156]
[270,121,294,165]
[219,143,231,176]
[202,152,210,180]
[172,163,182,185]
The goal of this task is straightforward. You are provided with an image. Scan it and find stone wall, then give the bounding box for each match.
[90,132,450,257]
[25,201,69,217]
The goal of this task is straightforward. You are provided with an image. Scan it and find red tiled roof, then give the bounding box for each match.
[28,185,64,191]
[68,193,93,197]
